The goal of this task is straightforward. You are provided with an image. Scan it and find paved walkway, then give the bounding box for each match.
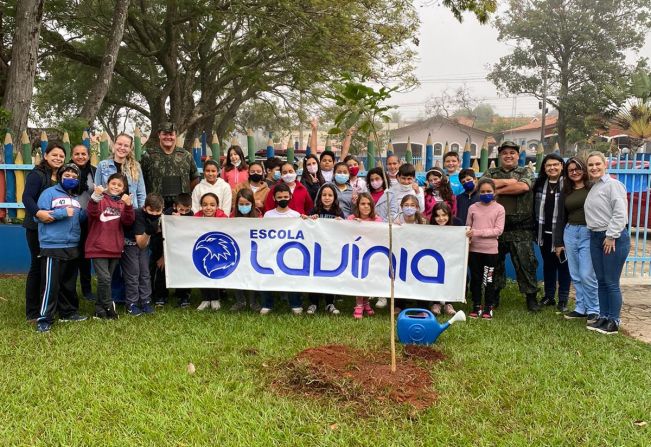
[620,280,651,344]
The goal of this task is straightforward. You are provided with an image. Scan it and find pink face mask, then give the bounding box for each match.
[370,179,383,190]
[306,164,318,174]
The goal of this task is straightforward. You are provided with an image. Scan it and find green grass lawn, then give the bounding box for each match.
[0,276,649,446]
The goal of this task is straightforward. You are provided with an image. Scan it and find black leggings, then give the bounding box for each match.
[468,251,499,308]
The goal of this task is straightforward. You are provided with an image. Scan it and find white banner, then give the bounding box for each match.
[163,216,468,302]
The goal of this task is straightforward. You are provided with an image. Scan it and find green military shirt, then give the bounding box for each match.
[482,165,535,230]
[141,146,200,198]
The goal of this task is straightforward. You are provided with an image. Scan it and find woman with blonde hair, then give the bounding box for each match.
[94,133,146,208]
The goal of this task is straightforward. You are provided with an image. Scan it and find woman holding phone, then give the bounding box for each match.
[533,153,571,313]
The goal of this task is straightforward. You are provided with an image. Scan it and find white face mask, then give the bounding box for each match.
[282,173,297,183]
[370,179,383,191]
[307,164,318,174]
[233,160,241,167]
[399,183,412,192]
[402,206,417,217]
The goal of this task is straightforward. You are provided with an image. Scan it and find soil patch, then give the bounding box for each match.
[274,344,444,413]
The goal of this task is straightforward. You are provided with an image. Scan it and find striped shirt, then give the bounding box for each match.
[584,174,628,238]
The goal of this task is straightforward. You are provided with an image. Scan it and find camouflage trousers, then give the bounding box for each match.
[494,230,539,296]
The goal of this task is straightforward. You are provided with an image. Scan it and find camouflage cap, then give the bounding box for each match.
[158,121,176,133]
[498,140,520,152]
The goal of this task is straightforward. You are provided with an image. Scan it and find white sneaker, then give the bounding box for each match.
[325,304,340,315]
[291,307,303,315]
[306,304,317,315]
[211,300,221,311]
[376,297,387,308]
[260,307,272,315]
[197,300,211,311]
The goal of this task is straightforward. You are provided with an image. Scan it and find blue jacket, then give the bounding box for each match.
[36,184,87,249]
[95,159,147,208]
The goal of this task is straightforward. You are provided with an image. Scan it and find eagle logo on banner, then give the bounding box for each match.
[192,232,240,279]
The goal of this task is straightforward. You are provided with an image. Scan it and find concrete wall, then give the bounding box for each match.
[391,122,491,158]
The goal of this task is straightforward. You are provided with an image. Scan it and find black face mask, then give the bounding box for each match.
[276,199,289,208]
[249,173,263,183]
[145,212,161,222]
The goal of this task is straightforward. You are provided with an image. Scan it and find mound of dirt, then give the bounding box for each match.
[274,344,444,413]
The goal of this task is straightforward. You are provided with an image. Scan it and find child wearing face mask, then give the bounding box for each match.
[192,160,232,215]
[319,150,336,183]
[389,163,424,220]
[423,167,456,221]
[332,162,354,217]
[343,155,367,196]
[230,188,263,312]
[221,145,249,188]
[429,202,463,316]
[456,168,480,225]
[261,184,304,315]
[233,161,270,212]
[300,154,325,201]
[465,178,504,319]
[34,164,88,332]
[264,157,283,187]
[392,194,427,315]
[86,173,135,320]
[195,192,228,312]
[348,193,382,319]
[263,162,314,214]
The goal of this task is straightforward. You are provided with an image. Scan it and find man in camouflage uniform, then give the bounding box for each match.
[141,122,200,208]
[482,141,540,312]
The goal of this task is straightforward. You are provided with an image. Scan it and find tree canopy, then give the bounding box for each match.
[487,0,650,153]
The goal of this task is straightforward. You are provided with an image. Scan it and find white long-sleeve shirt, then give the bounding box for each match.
[389,183,425,219]
[584,174,628,238]
[191,178,232,215]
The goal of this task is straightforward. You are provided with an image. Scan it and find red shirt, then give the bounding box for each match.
[370,189,384,204]
[85,195,135,258]
[194,209,229,218]
[264,181,314,215]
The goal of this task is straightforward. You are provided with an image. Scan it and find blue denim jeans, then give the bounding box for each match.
[261,291,302,310]
[563,225,599,314]
[589,230,630,324]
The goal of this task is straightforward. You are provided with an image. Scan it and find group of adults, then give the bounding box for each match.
[489,141,629,335]
[22,123,630,335]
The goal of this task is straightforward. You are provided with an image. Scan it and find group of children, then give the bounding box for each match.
[33,148,505,332]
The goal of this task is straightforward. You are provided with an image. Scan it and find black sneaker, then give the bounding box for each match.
[587,317,608,332]
[36,321,51,333]
[179,298,190,308]
[105,307,119,320]
[83,292,96,301]
[59,313,88,322]
[564,311,587,320]
[596,319,619,335]
[556,302,568,313]
[586,313,600,324]
[539,296,556,306]
[154,299,167,307]
[93,309,108,320]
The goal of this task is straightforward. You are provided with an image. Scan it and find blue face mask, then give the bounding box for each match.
[479,193,494,204]
[61,178,79,191]
[238,204,252,215]
[462,181,475,192]
[334,173,349,185]
[273,171,281,181]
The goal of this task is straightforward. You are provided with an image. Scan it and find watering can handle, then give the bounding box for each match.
[398,308,435,320]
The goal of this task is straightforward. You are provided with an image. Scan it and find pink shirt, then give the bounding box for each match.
[466,201,505,254]
[221,167,249,189]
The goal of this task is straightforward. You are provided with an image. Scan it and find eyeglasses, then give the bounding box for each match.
[568,168,583,174]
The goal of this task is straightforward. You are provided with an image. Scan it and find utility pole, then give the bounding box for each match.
[540,61,548,153]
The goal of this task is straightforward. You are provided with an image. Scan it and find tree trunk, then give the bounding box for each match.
[79,0,131,126]
[1,0,44,133]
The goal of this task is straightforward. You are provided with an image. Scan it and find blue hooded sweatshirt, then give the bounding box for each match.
[36,184,87,249]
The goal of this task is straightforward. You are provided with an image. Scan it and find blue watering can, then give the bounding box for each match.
[397,308,466,345]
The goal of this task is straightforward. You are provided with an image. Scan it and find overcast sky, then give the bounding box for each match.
[388,3,651,121]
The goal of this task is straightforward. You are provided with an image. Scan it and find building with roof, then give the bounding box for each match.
[388,116,496,160]
[498,115,558,156]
